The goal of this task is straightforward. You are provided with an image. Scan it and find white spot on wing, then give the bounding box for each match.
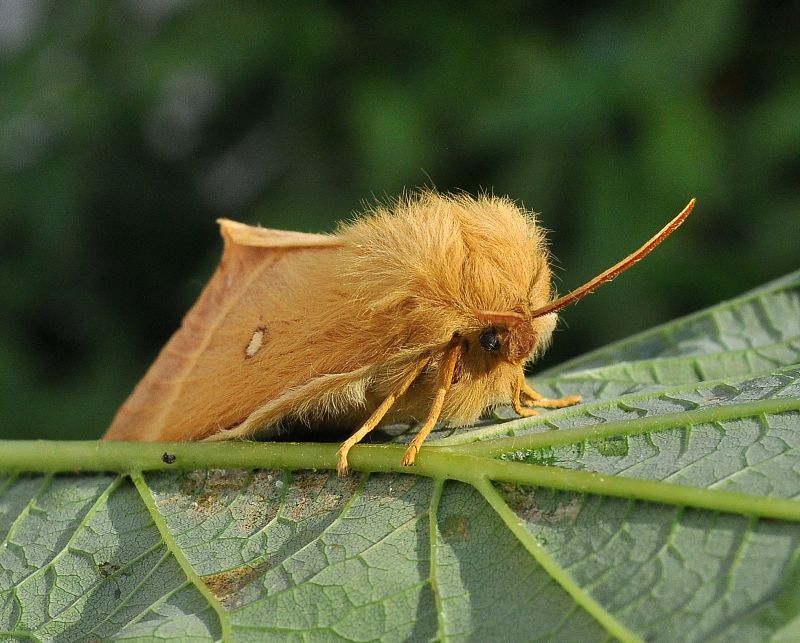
[244,327,265,358]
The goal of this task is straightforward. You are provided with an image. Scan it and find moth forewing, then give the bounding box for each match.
[104,222,344,441]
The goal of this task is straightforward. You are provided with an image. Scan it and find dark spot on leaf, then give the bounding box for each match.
[497,482,530,511]
[196,491,216,508]
[161,452,177,464]
[592,436,629,457]
[498,484,581,525]
[709,384,740,401]
[202,563,268,608]
[180,470,255,519]
[113,588,122,600]
[98,561,119,577]
[442,515,470,541]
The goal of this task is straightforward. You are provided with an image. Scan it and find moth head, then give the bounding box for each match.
[465,309,557,371]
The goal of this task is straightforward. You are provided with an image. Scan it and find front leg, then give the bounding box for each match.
[513,372,581,417]
[401,337,463,467]
[336,356,430,475]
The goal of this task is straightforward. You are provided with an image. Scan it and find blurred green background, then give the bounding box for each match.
[1,1,798,440]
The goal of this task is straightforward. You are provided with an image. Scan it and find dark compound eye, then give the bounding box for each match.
[479,327,501,352]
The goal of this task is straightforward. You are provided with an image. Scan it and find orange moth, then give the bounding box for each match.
[104,192,696,474]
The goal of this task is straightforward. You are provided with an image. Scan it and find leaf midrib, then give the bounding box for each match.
[434,364,800,446]
[454,396,800,455]
[3,436,798,524]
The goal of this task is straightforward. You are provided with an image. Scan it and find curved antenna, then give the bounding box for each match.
[530,198,696,320]
[476,310,525,328]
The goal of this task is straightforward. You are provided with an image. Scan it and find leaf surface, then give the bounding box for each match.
[1,270,799,641]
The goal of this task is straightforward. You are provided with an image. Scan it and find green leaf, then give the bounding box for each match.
[1,270,799,641]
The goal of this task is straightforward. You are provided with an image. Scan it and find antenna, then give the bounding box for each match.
[530,198,696,319]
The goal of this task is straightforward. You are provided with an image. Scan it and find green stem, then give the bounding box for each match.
[1,440,798,522]
[454,397,800,456]
[0,440,337,473]
[428,479,446,641]
[464,459,800,523]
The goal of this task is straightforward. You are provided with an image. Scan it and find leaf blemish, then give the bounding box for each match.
[592,436,629,457]
[182,470,253,519]
[499,484,582,525]
[202,563,268,607]
[98,561,120,577]
[442,515,470,541]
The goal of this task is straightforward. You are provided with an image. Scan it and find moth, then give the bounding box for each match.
[104,191,695,474]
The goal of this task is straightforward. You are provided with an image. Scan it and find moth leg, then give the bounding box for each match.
[512,374,539,417]
[401,338,462,467]
[336,357,430,476]
[516,372,581,413]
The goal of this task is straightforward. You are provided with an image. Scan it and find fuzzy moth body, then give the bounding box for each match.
[104,191,695,473]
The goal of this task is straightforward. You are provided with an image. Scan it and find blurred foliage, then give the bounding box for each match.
[0,1,798,440]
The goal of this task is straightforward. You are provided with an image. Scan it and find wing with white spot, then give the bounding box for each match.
[104,220,346,441]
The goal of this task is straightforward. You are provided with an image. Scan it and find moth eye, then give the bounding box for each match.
[479,327,501,352]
